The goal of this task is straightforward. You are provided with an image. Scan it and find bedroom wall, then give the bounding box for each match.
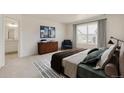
[20,15,66,57]
[106,14,124,43]
[66,14,124,48]
[65,24,73,40]
[3,14,66,57]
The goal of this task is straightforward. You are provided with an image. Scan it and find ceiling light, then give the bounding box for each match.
[7,23,18,27]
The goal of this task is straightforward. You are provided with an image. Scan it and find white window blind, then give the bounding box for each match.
[76,21,98,48]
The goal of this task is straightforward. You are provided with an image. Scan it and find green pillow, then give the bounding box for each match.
[88,48,99,54]
[80,48,106,65]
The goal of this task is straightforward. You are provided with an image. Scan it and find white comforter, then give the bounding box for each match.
[62,49,91,78]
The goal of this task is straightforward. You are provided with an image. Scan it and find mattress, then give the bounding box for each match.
[62,49,91,78]
[51,48,85,73]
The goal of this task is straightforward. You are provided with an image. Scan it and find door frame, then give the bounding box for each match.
[4,15,21,58]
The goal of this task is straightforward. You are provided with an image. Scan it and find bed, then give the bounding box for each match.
[51,44,119,78]
[62,49,91,77]
[51,48,86,74]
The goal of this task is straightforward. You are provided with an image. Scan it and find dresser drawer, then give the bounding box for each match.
[38,42,58,54]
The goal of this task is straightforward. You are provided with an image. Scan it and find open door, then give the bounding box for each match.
[4,17,19,63]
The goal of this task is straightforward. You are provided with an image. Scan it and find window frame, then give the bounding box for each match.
[76,21,98,45]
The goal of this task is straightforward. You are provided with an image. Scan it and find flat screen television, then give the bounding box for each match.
[40,26,56,38]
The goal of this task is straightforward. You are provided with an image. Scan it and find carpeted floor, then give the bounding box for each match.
[34,53,65,78]
[0,51,63,78]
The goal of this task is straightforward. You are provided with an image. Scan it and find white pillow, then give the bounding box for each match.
[119,43,124,77]
[96,44,117,69]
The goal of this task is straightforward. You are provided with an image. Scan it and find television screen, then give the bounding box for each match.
[40,26,55,38]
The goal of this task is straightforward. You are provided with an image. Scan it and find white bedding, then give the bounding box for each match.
[62,49,91,78]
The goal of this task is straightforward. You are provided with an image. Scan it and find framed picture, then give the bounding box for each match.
[40,26,49,38]
[49,27,55,38]
[40,26,56,38]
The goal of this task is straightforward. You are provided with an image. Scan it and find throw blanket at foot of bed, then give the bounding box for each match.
[62,49,91,78]
[51,48,86,74]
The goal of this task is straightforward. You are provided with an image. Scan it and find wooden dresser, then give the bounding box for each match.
[38,41,58,54]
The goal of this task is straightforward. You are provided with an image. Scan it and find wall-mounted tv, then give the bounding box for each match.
[40,26,56,38]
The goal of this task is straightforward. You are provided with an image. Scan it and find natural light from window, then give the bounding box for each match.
[76,21,98,48]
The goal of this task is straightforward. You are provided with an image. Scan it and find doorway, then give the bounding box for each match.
[4,17,19,63]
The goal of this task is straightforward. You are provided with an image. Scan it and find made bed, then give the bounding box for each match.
[51,48,86,74]
[51,43,124,78]
[62,49,91,77]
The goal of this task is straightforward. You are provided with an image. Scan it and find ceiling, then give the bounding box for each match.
[25,14,101,23]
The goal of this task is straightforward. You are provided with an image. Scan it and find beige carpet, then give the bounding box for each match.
[0,52,58,78]
[34,57,65,78]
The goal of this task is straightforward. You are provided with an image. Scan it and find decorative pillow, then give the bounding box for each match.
[81,48,106,64]
[88,48,99,54]
[104,63,118,77]
[119,43,124,77]
[96,44,117,69]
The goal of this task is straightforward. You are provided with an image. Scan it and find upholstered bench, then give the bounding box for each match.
[77,64,108,78]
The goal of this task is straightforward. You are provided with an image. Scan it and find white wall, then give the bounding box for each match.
[65,24,73,40]
[20,15,66,57]
[0,15,5,68]
[66,14,124,48]
[2,14,66,57]
[106,14,124,42]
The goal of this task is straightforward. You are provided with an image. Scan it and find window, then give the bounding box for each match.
[76,21,98,47]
